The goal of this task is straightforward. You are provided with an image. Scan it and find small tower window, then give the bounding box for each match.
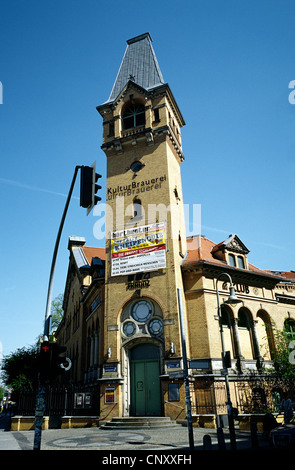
[122,104,145,130]
[108,122,114,137]
[153,108,160,122]
[133,198,142,218]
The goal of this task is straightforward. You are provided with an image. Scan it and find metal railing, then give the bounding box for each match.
[192,377,295,416]
[15,384,100,417]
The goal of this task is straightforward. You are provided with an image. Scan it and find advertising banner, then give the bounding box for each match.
[111,222,166,276]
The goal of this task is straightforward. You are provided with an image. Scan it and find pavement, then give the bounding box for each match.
[0,414,22,450]
[0,412,275,455]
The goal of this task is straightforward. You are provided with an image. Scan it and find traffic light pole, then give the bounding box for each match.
[43,165,81,340]
[177,288,194,452]
[33,165,81,451]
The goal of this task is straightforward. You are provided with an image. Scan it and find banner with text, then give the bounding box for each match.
[111,222,166,276]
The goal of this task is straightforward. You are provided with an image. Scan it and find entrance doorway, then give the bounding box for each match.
[130,344,161,416]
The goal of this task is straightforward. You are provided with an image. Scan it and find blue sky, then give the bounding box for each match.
[1,0,295,358]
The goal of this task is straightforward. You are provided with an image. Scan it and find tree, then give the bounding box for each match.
[50,293,64,333]
[0,385,5,403]
[267,326,295,384]
[0,295,64,394]
[1,345,39,397]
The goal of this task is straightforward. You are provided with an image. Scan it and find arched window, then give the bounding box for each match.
[219,305,238,361]
[238,308,250,329]
[257,310,275,360]
[220,305,231,327]
[122,104,145,130]
[238,307,254,359]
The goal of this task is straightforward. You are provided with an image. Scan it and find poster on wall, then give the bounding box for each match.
[111,222,166,276]
[105,387,115,404]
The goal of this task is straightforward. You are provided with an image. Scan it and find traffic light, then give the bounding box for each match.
[80,162,102,214]
[39,341,51,383]
[80,165,93,208]
[39,341,68,383]
[50,343,67,379]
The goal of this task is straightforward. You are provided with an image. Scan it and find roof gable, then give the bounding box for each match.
[212,234,250,255]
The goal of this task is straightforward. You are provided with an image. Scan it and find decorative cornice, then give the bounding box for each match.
[101,125,184,160]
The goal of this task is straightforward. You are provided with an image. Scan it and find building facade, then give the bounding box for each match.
[56,34,295,425]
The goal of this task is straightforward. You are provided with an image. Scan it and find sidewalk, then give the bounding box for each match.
[0,414,272,452]
[0,414,22,450]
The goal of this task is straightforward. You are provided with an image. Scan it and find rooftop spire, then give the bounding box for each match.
[107,33,165,103]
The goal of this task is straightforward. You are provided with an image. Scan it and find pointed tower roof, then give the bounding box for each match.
[107,33,165,103]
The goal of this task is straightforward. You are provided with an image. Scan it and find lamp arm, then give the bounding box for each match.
[216,272,233,315]
[216,272,233,288]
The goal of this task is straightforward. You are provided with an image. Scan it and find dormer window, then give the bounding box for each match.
[227,253,246,269]
[122,104,145,130]
[228,254,236,267]
[211,235,249,270]
[237,256,245,269]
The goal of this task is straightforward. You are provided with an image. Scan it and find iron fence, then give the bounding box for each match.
[192,376,295,416]
[14,376,295,419]
[15,384,100,417]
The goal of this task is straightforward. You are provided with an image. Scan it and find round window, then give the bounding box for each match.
[148,319,163,336]
[131,300,152,323]
[123,321,136,337]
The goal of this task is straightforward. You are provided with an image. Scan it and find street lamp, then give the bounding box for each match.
[216,272,242,451]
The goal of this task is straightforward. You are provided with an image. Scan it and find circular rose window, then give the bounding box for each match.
[123,321,136,337]
[148,319,163,336]
[131,300,152,323]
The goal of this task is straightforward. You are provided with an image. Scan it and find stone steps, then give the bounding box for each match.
[101,416,182,429]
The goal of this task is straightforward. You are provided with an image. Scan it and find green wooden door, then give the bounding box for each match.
[130,344,161,416]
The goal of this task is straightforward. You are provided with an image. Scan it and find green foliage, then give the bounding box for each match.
[0,295,64,399]
[1,345,39,393]
[50,293,64,333]
[0,385,5,402]
[268,327,295,382]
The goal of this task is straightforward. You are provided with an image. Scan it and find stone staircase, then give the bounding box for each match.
[100,416,183,429]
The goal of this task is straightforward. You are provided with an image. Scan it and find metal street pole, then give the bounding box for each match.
[33,165,81,451]
[177,288,194,452]
[216,272,240,451]
[43,165,81,341]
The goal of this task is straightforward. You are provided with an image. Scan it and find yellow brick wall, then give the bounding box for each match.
[184,276,295,363]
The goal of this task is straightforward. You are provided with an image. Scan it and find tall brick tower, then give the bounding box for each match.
[97,33,188,418]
